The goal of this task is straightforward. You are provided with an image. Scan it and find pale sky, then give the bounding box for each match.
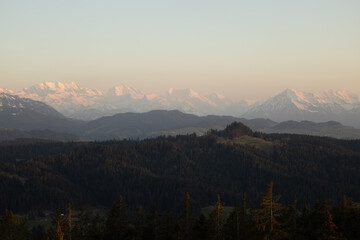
[0,0,359,100]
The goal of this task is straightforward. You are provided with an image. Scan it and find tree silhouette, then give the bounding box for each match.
[180,192,195,240]
[253,181,286,240]
[208,194,226,240]
[105,196,130,240]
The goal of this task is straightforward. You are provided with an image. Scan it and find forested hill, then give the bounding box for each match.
[1,122,360,214]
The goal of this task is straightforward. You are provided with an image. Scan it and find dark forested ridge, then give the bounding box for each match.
[1,122,359,216]
[1,122,360,239]
[2,184,360,240]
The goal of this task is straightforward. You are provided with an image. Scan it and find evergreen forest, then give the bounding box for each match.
[1,122,360,239]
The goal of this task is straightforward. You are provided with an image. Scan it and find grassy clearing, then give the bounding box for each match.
[29,219,52,230]
[27,207,108,230]
[217,135,274,153]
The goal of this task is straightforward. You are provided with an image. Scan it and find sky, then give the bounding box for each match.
[0,0,359,100]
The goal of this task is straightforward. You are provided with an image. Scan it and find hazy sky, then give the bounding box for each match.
[1,0,359,100]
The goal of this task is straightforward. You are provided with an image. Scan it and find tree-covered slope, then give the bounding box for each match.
[1,126,359,214]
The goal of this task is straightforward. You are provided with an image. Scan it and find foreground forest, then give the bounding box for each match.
[1,122,360,238]
[1,123,360,213]
[1,183,360,240]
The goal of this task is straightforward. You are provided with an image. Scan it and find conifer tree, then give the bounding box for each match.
[315,201,341,240]
[55,221,65,240]
[0,209,29,240]
[281,196,299,240]
[252,181,285,240]
[105,195,131,240]
[144,204,160,240]
[67,203,72,240]
[180,192,195,240]
[0,209,17,240]
[48,209,68,240]
[158,210,175,240]
[208,194,226,240]
[72,205,89,240]
[301,200,343,240]
[334,196,360,240]
[86,213,105,240]
[134,205,146,240]
[224,193,252,240]
[297,205,311,239]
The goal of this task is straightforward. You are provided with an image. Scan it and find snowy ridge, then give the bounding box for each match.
[15,82,103,116]
[6,82,249,119]
[0,92,63,118]
[244,89,360,128]
[106,85,145,99]
[249,89,360,113]
[2,82,360,127]
[165,88,217,108]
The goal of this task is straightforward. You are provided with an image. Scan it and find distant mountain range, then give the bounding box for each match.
[80,111,360,140]
[243,89,360,128]
[1,91,360,140]
[0,92,83,135]
[1,82,359,129]
[1,82,250,120]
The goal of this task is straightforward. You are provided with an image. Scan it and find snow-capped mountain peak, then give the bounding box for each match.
[37,81,67,91]
[279,89,314,102]
[166,88,214,104]
[167,88,198,98]
[275,89,323,110]
[13,82,104,118]
[0,92,63,118]
[207,92,226,100]
[107,85,145,99]
[321,89,360,105]
[0,88,14,94]
[3,81,359,127]
[2,82,250,119]
[244,88,360,127]
[23,81,102,96]
[277,89,360,108]
[206,92,234,106]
